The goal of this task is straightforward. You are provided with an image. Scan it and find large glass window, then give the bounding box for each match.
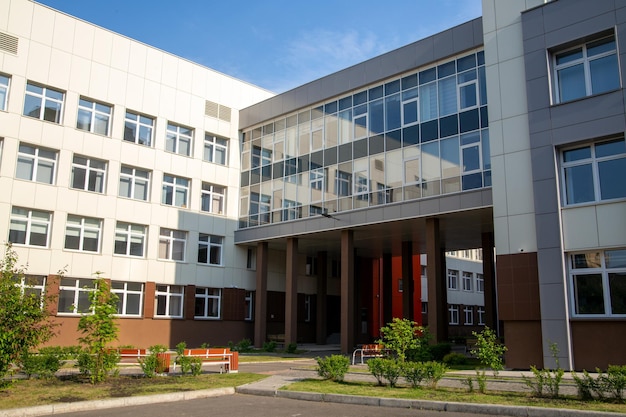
[114,222,146,257]
[570,249,626,316]
[71,155,107,193]
[154,285,183,318]
[23,82,64,123]
[553,34,620,104]
[14,276,46,306]
[561,138,626,205]
[124,111,154,146]
[64,215,102,252]
[0,74,9,111]
[112,281,143,316]
[201,182,225,214]
[158,228,186,261]
[194,287,221,319]
[16,144,57,184]
[204,134,228,165]
[166,122,193,156]
[77,97,112,135]
[58,278,95,314]
[9,207,51,247]
[198,234,223,265]
[119,165,150,201]
[162,174,189,207]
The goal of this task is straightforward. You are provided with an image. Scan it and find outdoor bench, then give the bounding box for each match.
[351,343,387,365]
[173,348,238,373]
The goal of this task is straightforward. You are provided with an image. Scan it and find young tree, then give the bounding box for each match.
[77,273,120,383]
[378,318,428,362]
[471,326,507,377]
[0,244,56,381]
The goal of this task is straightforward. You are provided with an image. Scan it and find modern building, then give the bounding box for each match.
[0,0,624,371]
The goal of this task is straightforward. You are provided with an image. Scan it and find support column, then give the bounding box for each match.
[340,230,355,353]
[426,218,447,343]
[254,242,268,348]
[316,251,328,345]
[482,232,498,331]
[285,238,298,345]
[402,241,414,320]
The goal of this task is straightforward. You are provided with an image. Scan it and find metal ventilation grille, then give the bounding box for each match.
[218,105,231,122]
[0,32,18,55]
[205,100,219,118]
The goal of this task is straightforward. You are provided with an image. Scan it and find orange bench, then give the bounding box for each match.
[173,348,238,373]
[351,343,387,365]
[117,348,147,363]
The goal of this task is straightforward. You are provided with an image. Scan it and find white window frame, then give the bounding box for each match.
[77,97,112,135]
[476,273,485,293]
[58,277,95,314]
[162,174,189,208]
[447,269,459,290]
[16,144,57,184]
[14,275,46,308]
[477,306,486,325]
[64,215,102,253]
[198,233,223,266]
[335,170,352,196]
[304,294,312,322]
[461,132,482,175]
[166,122,193,156]
[23,82,64,123]
[71,155,107,193]
[464,306,474,325]
[154,284,184,318]
[0,73,9,111]
[119,165,150,201]
[457,69,478,111]
[310,168,325,192]
[111,281,144,317]
[204,134,228,165]
[124,110,154,146]
[245,291,253,320]
[194,287,221,319]
[421,302,428,314]
[353,170,369,201]
[462,272,473,292]
[201,182,225,214]
[448,304,459,325]
[247,247,257,270]
[9,207,51,247]
[401,87,419,126]
[158,228,187,262]
[114,222,146,257]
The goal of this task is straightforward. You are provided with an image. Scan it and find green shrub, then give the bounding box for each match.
[602,365,626,401]
[19,350,61,379]
[262,341,276,352]
[421,361,448,389]
[572,369,602,401]
[429,343,452,362]
[316,354,350,382]
[236,338,253,352]
[443,352,467,366]
[138,345,168,378]
[286,342,298,354]
[378,318,429,362]
[366,357,386,386]
[401,361,426,388]
[522,342,564,398]
[471,327,507,377]
[379,358,402,387]
[77,350,119,382]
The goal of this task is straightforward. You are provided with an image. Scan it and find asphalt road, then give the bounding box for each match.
[51,393,480,417]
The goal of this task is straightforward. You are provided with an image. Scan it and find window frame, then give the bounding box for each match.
[70,155,107,193]
[57,277,95,315]
[14,275,46,308]
[162,174,189,208]
[158,228,187,262]
[0,73,9,111]
[201,182,225,214]
[204,134,229,165]
[119,165,150,201]
[111,281,144,317]
[194,287,221,319]
[64,215,102,253]
[477,306,485,325]
[447,269,459,290]
[197,233,223,266]
[9,207,52,248]
[166,122,193,157]
[114,222,147,258]
[462,272,473,292]
[76,97,112,136]
[245,291,253,320]
[463,305,474,325]
[448,304,459,325]
[23,82,64,123]
[124,110,154,146]
[154,284,184,318]
[16,143,57,184]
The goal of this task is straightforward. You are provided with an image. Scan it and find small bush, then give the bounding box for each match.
[367,358,386,386]
[286,342,298,354]
[572,369,601,401]
[471,327,507,377]
[138,345,168,378]
[421,361,448,389]
[429,343,452,362]
[262,341,276,352]
[316,355,350,382]
[380,358,402,387]
[401,361,426,388]
[443,352,468,366]
[19,351,61,379]
[236,338,253,352]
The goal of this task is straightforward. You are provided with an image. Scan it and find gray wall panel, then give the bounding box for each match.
[533,178,559,215]
[549,91,624,130]
[537,248,566,285]
[541,0,615,35]
[535,213,562,250]
[528,108,552,134]
[530,146,556,183]
[526,76,550,112]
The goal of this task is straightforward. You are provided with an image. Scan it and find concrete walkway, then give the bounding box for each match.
[3,349,624,417]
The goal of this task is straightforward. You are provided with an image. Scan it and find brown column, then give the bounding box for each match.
[482,232,497,330]
[316,251,328,345]
[254,242,268,348]
[401,241,414,320]
[144,281,156,319]
[46,274,60,316]
[285,238,298,345]
[426,218,447,343]
[184,285,196,320]
[340,230,355,353]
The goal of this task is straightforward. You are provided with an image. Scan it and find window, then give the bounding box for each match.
[64,215,102,252]
[114,222,146,257]
[119,165,150,201]
[447,269,459,290]
[250,192,271,225]
[477,306,485,325]
[464,306,474,325]
[310,168,325,191]
[335,170,351,196]
[245,291,253,320]
[304,294,312,322]
[58,278,95,314]
[282,199,301,221]
[9,207,51,247]
[124,111,154,146]
[14,276,46,307]
[553,34,619,104]
[448,304,459,325]
[204,134,228,165]
[16,144,57,184]
[71,155,107,193]
[111,281,143,316]
[201,182,225,214]
[77,97,112,135]
[458,69,478,110]
[476,273,485,293]
[247,247,257,270]
[462,272,473,291]
[0,74,9,111]
[162,174,189,207]
[421,302,428,314]
[23,82,64,123]
[569,249,626,317]
[166,123,193,156]
[158,228,186,261]
[306,256,317,276]
[154,285,183,318]
[561,138,626,205]
[198,234,223,265]
[194,287,221,319]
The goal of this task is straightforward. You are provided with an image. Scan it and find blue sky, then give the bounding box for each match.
[36,1,482,93]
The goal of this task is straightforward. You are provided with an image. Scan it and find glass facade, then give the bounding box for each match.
[239,50,489,228]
